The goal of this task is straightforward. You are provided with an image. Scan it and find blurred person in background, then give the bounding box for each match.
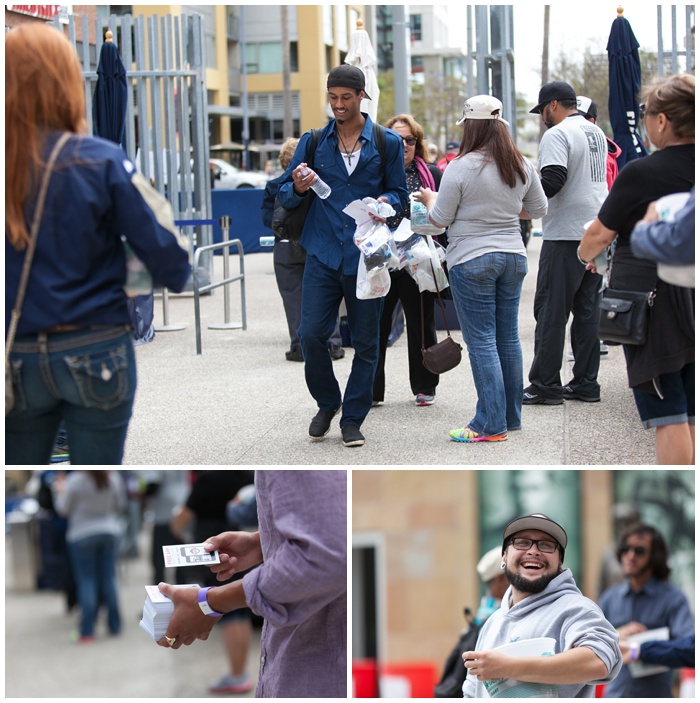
[630,186,695,266]
[157,470,347,698]
[597,503,641,598]
[619,632,695,669]
[578,74,695,465]
[435,546,509,697]
[437,140,460,172]
[54,470,127,643]
[598,523,694,698]
[419,95,547,443]
[171,470,256,695]
[426,142,439,165]
[5,24,191,466]
[373,114,442,408]
[139,470,191,585]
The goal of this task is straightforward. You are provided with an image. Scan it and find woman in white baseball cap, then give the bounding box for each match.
[418,96,548,443]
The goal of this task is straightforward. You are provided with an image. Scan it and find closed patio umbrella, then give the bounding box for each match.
[94,30,154,344]
[93,30,128,147]
[607,8,648,169]
[345,19,380,122]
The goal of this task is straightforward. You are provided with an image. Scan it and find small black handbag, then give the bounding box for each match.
[598,288,656,346]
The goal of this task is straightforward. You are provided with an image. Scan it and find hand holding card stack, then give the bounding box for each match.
[139,584,199,640]
[139,542,221,641]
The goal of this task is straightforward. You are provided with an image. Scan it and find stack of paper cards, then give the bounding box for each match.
[139,584,199,640]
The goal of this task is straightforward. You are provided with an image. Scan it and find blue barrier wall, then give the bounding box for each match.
[211,189,272,254]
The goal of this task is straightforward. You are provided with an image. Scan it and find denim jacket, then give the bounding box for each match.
[277,114,408,274]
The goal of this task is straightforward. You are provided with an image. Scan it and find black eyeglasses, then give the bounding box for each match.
[620,544,648,556]
[509,537,559,553]
[401,136,417,146]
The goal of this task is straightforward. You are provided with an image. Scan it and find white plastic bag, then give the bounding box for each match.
[356,256,392,299]
[407,235,449,292]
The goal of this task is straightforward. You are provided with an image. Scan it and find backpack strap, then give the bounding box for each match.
[306,128,321,169]
[372,122,386,183]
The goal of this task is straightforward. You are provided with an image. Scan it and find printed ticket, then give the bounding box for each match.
[163,543,220,568]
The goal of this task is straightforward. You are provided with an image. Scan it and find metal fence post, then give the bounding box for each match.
[208,215,238,330]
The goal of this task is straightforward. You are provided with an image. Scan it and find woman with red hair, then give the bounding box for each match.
[5,24,191,464]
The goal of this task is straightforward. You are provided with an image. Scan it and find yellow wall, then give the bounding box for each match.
[134,4,365,137]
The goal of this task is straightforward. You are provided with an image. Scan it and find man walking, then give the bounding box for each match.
[599,523,694,698]
[462,514,622,698]
[523,81,608,405]
[277,65,408,447]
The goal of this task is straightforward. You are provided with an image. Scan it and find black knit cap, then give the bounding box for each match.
[327,65,371,99]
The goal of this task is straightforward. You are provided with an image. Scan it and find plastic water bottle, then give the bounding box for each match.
[300,166,331,199]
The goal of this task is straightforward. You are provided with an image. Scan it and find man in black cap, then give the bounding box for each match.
[275,65,408,447]
[462,513,622,698]
[523,81,608,406]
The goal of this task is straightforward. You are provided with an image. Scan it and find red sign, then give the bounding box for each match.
[7,5,62,20]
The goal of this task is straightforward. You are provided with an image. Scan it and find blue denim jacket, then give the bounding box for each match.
[277,115,408,274]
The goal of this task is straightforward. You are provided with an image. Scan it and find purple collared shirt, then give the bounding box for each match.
[242,470,347,698]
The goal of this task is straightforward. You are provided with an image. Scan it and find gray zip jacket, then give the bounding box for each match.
[463,569,622,698]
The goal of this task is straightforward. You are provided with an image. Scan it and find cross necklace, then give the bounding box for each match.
[337,130,362,166]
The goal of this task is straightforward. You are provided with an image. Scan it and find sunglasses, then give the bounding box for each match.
[401,136,417,146]
[620,544,648,556]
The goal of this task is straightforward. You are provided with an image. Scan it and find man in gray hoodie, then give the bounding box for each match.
[462,514,622,698]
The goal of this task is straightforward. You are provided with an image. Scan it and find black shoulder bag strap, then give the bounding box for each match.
[372,122,386,184]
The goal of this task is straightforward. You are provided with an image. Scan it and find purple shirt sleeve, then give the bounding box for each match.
[242,470,346,627]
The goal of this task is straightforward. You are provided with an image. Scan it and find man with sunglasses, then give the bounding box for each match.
[463,514,621,698]
[598,524,693,697]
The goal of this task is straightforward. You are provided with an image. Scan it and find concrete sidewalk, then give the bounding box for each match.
[123,236,655,465]
[4,527,261,698]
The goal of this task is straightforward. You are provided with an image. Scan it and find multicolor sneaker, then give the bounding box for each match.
[415,393,435,406]
[449,428,507,443]
[208,673,254,694]
[50,439,70,463]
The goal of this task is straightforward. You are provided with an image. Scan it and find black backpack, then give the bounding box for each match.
[434,609,482,698]
[265,123,387,243]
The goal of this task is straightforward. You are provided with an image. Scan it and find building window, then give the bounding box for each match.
[245,42,298,74]
[409,14,422,42]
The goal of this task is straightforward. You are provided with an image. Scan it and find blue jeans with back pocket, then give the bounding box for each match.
[450,252,528,436]
[6,326,136,465]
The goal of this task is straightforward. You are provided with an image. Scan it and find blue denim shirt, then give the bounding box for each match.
[277,115,408,274]
[599,577,694,697]
[5,132,192,336]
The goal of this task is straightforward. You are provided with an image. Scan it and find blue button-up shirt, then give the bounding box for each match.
[277,115,408,274]
[598,577,694,697]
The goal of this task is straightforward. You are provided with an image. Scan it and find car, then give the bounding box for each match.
[210,158,270,189]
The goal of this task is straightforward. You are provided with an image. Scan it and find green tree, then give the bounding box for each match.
[406,72,467,145]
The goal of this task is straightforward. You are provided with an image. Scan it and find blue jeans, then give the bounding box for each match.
[68,533,121,638]
[450,252,528,436]
[299,255,383,428]
[5,326,136,465]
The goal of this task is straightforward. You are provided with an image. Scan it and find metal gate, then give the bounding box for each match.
[54,11,213,284]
